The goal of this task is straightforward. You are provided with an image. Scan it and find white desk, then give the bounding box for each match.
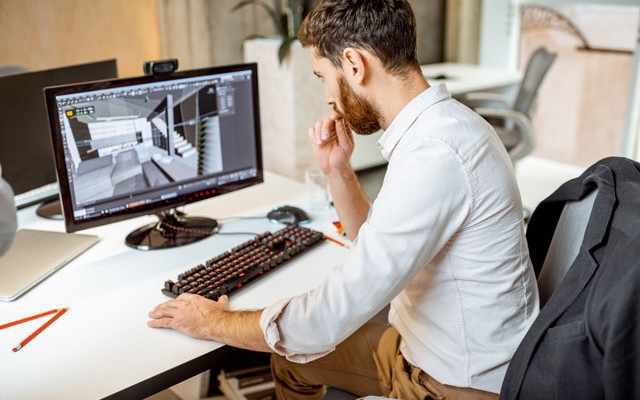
[0,172,348,399]
[420,62,521,96]
[351,63,522,171]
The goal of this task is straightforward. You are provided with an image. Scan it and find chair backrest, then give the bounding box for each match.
[536,189,597,308]
[512,47,557,116]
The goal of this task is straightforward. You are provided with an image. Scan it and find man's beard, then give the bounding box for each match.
[335,74,382,135]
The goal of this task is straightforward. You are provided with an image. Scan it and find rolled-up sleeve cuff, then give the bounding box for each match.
[260,298,333,363]
[260,298,289,356]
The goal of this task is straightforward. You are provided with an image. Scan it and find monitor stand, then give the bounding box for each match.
[36,199,63,220]
[125,208,218,250]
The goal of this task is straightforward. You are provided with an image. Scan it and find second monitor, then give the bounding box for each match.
[0,60,118,215]
[44,63,263,250]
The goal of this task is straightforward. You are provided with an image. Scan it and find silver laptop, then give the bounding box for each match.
[0,229,99,301]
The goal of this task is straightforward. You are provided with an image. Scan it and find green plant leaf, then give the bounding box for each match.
[289,0,314,37]
[301,0,313,18]
[231,0,282,36]
[278,36,295,65]
[232,0,314,64]
[289,0,300,37]
[280,12,290,37]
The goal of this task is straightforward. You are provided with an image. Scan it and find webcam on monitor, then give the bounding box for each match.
[143,59,179,76]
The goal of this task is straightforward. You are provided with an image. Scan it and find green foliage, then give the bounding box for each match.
[232,0,314,64]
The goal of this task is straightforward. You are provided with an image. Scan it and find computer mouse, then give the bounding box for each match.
[266,205,310,225]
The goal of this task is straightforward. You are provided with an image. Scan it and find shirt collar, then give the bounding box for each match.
[376,83,451,161]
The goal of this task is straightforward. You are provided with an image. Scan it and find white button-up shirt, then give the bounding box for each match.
[261,84,539,393]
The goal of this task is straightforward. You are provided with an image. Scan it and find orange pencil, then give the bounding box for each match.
[324,235,348,248]
[0,308,60,331]
[12,307,69,352]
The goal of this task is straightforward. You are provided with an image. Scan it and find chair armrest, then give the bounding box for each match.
[464,92,512,108]
[475,107,535,162]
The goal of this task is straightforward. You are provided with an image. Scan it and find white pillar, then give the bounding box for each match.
[623,23,640,159]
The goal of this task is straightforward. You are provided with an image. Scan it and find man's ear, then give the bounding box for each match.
[342,47,367,85]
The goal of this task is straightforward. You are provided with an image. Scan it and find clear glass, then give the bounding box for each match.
[305,168,330,210]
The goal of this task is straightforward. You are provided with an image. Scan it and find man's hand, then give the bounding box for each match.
[148,294,271,352]
[309,113,354,176]
[148,293,227,340]
[308,112,370,240]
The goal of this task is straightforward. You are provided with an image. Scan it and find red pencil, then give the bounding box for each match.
[324,235,348,248]
[12,307,69,352]
[0,308,60,331]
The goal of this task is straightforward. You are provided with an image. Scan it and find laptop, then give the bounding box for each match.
[0,229,99,301]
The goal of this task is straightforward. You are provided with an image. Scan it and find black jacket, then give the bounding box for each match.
[500,157,640,399]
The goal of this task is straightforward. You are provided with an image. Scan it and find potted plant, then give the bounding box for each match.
[232,0,314,64]
[231,0,329,181]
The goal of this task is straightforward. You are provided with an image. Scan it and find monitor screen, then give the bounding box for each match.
[0,60,118,209]
[44,63,263,249]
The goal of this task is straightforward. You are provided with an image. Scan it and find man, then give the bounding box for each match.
[0,163,17,255]
[148,1,539,398]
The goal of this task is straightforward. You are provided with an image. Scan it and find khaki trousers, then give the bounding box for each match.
[270,323,499,400]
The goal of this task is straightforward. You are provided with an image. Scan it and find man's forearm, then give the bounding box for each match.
[327,167,370,240]
[214,309,272,353]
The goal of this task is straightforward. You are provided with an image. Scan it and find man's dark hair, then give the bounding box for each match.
[298,0,420,76]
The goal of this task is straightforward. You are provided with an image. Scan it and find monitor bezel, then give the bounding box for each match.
[44,62,263,233]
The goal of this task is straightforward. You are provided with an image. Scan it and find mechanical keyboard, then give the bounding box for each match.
[162,225,325,300]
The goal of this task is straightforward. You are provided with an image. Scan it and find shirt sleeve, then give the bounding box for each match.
[260,139,471,362]
[0,163,17,256]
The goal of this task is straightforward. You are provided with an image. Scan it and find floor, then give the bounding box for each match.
[145,156,584,400]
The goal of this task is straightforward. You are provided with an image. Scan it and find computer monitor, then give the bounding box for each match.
[0,60,118,216]
[44,63,263,250]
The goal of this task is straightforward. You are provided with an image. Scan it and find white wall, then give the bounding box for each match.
[478,0,518,70]
[624,24,640,159]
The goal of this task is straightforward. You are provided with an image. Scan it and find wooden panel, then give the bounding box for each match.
[0,0,161,77]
